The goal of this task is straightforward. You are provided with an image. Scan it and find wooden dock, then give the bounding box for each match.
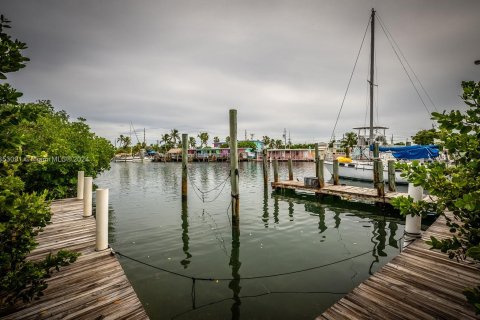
[318,212,480,319]
[1,198,149,320]
[272,180,432,204]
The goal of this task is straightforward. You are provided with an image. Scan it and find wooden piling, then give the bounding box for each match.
[230,109,239,225]
[374,159,385,196]
[288,158,293,180]
[332,159,339,185]
[182,133,188,199]
[388,159,396,192]
[318,159,325,188]
[314,143,319,177]
[373,141,379,158]
[263,149,268,186]
[273,159,279,183]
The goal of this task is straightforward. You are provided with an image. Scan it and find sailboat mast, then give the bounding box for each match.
[369,8,376,145]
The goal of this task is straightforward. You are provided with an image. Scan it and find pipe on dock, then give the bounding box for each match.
[405,183,423,237]
[77,171,84,200]
[83,177,93,217]
[95,188,109,251]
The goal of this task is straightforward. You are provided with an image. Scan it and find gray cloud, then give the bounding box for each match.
[3,0,480,145]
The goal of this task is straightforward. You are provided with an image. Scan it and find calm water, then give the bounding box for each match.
[95,161,406,320]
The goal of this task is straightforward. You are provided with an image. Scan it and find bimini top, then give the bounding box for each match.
[369,144,440,160]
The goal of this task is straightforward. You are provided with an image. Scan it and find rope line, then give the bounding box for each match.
[114,248,372,282]
[377,14,437,113]
[329,16,371,144]
[187,170,231,203]
[376,16,432,118]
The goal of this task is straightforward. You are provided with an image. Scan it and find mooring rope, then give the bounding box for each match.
[113,248,373,282]
[187,170,231,203]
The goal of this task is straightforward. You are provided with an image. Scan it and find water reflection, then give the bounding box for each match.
[229,227,241,320]
[180,200,192,269]
[262,186,269,228]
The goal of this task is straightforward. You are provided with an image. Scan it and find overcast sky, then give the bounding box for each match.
[2,0,479,145]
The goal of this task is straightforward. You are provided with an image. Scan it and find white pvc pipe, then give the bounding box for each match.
[83,177,93,217]
[77,171,84,200]
[95,188,109,251]
[405,183,423,236]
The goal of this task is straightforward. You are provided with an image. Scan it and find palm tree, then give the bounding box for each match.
[189,137,196,149]
[341,132,358,158]
[225,136,230,146]
[160,133,171,152]
[262,136,271,149]
[116,134,125,149]
[170,129,180,146]
[213,136,220,144]
[274,139,283,149]
[198,132,209,148]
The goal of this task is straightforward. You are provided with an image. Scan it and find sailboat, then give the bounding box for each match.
[324,9,438,185]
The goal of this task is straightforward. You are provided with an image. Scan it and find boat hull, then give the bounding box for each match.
[324,161,408,185]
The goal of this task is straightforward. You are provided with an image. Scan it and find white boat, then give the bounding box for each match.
[324,158,408,184]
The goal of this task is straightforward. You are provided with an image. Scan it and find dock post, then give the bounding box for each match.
[288,158,293,180]
[273,159,279,183]
[182,133,188,199]
[230,109,239,225]
[318,159,325,188]
[77,171,84,200]
[333,159,339,185]
[315,143,319,177]
[83,176,93,217]
[405,183,423,237]
[374,159,385,196]
[373,141,379,158]
[388,160,396,192]
[95,188,109,251]
[262,149,268,186]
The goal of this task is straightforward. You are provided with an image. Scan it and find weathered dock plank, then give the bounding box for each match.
[318,212,480,319]
[271,180,433,204]
[1,198,149,320]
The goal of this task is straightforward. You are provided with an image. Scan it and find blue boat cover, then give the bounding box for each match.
[369,145,439,160]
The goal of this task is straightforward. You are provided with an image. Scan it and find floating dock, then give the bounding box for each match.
[318,212,480,319]
[271,180,411,204]
[2,198,149,320]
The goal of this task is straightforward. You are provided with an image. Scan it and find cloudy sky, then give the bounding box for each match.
[2,0,479,145]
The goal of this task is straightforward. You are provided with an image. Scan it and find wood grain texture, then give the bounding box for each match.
[318,212,480,319]
[1,198,149,320]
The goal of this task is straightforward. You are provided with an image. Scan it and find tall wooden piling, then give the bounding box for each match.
[263,149,268,186]
[230,109,239,225]
[315,143,319,177]
[332,159,339,185]
[288,158,293,180]
[388,159,396,192]
[182,133,188,199]
[373,141,379,158]
[318,159,325,188]
[273,159,279,183]
[374,159,385,196]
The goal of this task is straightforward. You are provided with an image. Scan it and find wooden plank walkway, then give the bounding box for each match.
[318,212,480,319]
[1,198,149,320]
[272,180,434,204]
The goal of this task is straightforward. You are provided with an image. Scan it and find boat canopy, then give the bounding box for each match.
[369,145,439,160]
